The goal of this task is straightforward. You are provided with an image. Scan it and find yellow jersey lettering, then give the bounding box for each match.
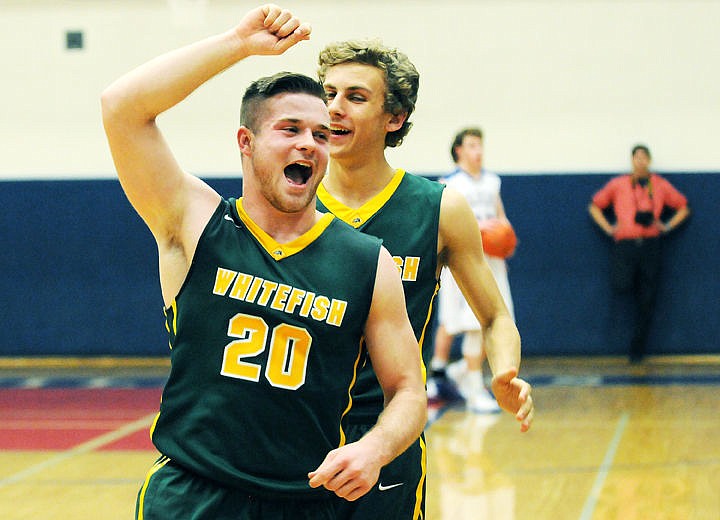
[229,272,254,300]
[212,267,349,326]
[299,292,316,317]
[270,284,292,311]
[257,280,279,306]
[402,256,420,282]
[245,277,264,303]
[213,268,238,296]
[326,299,347,327]
[392,256,403,274]
[285,288,306,314]
[310,296,330,322]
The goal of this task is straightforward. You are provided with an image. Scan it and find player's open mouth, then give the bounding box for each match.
[284,163,312,185]
[330,126,351,136]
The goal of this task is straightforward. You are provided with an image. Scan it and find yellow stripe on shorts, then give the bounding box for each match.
[137,456,170,520]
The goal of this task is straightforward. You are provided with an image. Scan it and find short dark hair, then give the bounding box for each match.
[632,144,651,158]
[240,72,327,132]
[450,127,483,163]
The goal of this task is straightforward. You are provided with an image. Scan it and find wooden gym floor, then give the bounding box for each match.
[0,355,718,519]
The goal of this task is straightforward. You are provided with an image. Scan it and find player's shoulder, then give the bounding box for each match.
[439,182,471,211]
[396,169,445,197]
[402,169,443,185]
[440,167,464,184]
[484,169,502,182]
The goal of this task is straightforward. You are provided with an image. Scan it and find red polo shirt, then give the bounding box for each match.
[592,173,688,240]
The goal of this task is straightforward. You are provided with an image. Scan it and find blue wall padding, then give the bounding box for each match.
[501,173,714,355]
[0,174,716,357]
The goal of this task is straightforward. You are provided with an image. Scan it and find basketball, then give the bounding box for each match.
[478,218,517,258]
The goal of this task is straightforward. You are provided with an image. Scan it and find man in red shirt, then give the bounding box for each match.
[589,144,690,362]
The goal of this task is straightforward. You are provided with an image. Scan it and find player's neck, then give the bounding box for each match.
[459,162,482,177]
[325,156,396,208]
[240,195,321,243]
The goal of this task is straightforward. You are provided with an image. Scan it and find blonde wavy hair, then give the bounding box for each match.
[318,39,419,148]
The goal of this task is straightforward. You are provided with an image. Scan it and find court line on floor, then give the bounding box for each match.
[0,376,167,389]
[578,411,630,520]
[0,412,157,489]
[2,371,719,389]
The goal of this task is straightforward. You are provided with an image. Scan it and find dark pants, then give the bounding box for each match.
[136,458,337,520]
[610,237,662,361]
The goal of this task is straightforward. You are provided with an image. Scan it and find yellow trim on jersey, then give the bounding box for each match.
[148,411,161,440]
[137,455,171,520]
[234,198,335,261]
[413,435,428,520]
[416,281,440,383]
[317,169,406,228]
[338,339,364,446]
[170,300,177,337]
[163,300,178,350]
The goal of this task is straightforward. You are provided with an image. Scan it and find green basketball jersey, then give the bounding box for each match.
[317,169,444,421]
[151,198,382,498]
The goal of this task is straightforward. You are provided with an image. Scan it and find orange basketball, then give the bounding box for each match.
[478,218,517,258]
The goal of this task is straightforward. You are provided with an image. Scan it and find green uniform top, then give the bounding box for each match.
[317,169,444,422]
[151,198,382,499]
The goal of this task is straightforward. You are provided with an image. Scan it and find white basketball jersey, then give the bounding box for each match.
[441,168,501,222]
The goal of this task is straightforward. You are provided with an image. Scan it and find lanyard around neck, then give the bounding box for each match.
[632,175,653,199]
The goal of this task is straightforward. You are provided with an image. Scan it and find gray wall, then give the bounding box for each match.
[2,0,719,178]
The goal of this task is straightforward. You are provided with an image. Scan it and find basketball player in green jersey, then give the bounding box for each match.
[101,6,427,519]
[316,40,535,518]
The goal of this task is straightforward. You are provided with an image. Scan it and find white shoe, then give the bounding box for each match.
[445,359,468,398]
[426,377,439,401]
[467,388,501,414]
[445,358,467,385]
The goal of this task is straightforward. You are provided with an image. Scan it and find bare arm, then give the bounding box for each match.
[357,247,427,469]
[439,187,517,368]
[660,205,690,233]
[588,202,615,237]
[100,5,312,303]
[308,247,427,500]
[438,187,533,431]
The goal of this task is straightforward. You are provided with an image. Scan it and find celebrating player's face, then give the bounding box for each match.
[243,93,330,213]
[322,63,395,159]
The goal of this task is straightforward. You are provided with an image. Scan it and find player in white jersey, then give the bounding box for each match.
[429,127,516,413]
